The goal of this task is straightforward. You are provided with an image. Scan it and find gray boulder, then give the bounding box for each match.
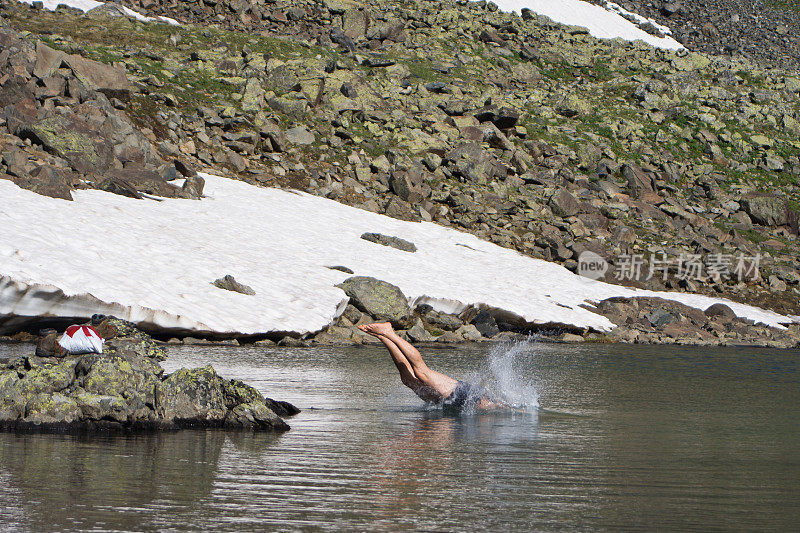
[182,175,205,199]
[622,164,655,196]
[644,308,678,328]
[265,66,300,96]
[470,310,500,338]
[62,49,132,101]
[705,303,736,319]
[212,275,256,296]
[336,276,412,327]
[549,188,581,217]
[157,366,228,424]
[360,232,417,252]
[3,164,75,201]
[285,126,315,145]
[422,309,463,332]
[740,195,789,226]
[83,3,131,20]
[407,319,435,342]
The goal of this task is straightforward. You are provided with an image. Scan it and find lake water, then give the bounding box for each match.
[0,340,798,531]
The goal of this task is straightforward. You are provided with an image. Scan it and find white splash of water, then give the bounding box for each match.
[480,338,540,409]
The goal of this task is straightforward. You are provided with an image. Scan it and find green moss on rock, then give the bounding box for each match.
[24,392,81,425]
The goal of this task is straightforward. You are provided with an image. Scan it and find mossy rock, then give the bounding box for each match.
[221,379,264,410]
[224,401,289,431]
[157,366,227,424]
[17,359,78,397]
[74,391,128,423]
[77,355,158,408]
[24,392,81,425]
[0,371,26,422]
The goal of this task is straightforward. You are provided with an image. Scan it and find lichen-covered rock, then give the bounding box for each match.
[224,401,289,430]
[103,317,168,362]
[74,391,128,423]
[0,371,25,422]
[17,115,115,175]
[24,392,81,425]
[336,276,412,327]
[17,359,77,396]
[221,378,264,409]
[157,366,227,424]
[77,354,158,414]
[0,323,293,431]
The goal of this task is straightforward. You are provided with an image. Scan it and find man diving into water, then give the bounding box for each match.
[358,322,506,411]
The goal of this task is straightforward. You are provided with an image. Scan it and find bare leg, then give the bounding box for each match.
[375,336,421,388]
[359,323,458,401]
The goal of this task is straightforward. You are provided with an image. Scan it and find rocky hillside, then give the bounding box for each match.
[588,0,800,70]
[0,0,798,324]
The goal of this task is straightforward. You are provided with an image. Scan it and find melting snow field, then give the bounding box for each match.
[17,0,180,25]
[0,175,790,336]
[490,0,683,50]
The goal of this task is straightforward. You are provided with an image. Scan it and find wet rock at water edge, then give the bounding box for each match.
[0,320,295,432]
[470,309,499,338]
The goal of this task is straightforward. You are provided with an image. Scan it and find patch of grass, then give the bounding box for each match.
[126,95,168,139]
[405,59,443,82]
[736,69,766,88]
[738,228,768,244]
[766,0,800,12]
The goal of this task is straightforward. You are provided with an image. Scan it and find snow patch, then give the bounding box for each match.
[0,175,791,336]
[488,0,683,50]
[18,0,180,26]
[604,1,675,37]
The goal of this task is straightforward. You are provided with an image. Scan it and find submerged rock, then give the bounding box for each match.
[0,321,295,432]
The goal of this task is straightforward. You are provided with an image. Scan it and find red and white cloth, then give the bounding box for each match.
[58,325,104,354]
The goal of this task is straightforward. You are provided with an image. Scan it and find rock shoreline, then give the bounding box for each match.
[0,318,297,433]
[196,276,800,348]
[3,276,798,349]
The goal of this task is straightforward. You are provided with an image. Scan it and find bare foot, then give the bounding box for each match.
[357,322,395,337]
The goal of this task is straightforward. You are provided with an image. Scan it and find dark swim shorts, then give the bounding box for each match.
[442,380,489,411]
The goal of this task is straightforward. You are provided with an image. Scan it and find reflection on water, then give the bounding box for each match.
[0,431,231,531]
[0,341,798,531]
